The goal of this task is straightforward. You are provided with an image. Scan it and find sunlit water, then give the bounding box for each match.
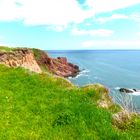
[48,50,140,112]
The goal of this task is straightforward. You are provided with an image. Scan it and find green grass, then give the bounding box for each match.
[0,64,140,139]
[0,46,13,52]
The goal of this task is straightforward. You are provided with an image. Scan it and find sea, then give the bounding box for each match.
[48,50,140,112]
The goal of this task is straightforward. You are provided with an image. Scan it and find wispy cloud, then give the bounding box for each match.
[85,0,140,13]
[95,13,140,24]
[96,14,129,23]
[71,28,113,37]
[82,40,140,49]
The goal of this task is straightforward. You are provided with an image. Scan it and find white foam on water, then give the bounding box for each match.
[129,92,140,96]
[82,69,90,73]
[114,87,121,90]
[68,69,90,79]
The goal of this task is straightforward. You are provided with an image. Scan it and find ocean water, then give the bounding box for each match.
[48,50,140,112]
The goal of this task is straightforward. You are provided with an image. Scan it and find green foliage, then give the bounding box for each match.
[53,111,75,126]
[0,64,139,139]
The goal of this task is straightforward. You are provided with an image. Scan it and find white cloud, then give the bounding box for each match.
[72,28,113,37]
[96,14,129,23]
[0,0,93,30]
[0,0,140,31]
[20,0,93,26]
[0,0,21,21]
[85,0,140,13]
[82,40,140,49]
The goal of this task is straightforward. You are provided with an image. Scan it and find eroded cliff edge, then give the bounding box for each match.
[0,47,80,77]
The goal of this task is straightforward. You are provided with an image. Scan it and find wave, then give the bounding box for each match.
[68,69,90,79]
[129,92,140,96]
[114,87,121,90]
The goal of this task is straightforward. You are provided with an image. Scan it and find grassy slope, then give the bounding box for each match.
[0,65,140,139]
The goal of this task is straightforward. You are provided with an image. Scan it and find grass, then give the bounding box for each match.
[0,46,13,52]
[0,65,140,139]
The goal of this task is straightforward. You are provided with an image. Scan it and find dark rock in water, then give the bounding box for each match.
[119,88,135,93]
[133,89,137,92]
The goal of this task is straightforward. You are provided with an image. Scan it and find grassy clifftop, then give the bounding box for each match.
[0,65,140,139]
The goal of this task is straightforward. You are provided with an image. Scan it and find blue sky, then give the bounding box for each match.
[0,0,140,50]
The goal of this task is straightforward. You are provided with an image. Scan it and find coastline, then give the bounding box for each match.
[0,46,140,139]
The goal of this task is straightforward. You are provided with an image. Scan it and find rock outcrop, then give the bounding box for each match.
[0,49,42,73]
[34,49,80,77]
[0,48,80,77]
[119,88,138,93]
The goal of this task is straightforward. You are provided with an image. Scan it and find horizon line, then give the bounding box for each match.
[46,49,140,51]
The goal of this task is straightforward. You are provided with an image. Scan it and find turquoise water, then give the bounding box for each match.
[48,50,140,112]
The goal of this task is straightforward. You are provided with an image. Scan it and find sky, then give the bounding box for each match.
[0,0,140,50]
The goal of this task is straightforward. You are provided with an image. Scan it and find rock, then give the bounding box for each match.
[0,48,80,77]
[57,57,67,64]
[119,88,134,93]
[0,48,42,73]
[34,49,80,77]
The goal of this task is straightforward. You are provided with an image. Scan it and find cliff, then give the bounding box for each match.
[33,49,80,77]
[0,47,80,77]
[0,48,42,73]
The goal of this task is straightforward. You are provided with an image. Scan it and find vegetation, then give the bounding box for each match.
[0,46,13,52]
[32,48,43,60]
[0,64,140,139]
[32,48,49,72]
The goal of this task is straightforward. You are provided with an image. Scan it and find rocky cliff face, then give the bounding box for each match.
[33,49,80,77]
[0,49,42,73]
[0,48,80,77]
